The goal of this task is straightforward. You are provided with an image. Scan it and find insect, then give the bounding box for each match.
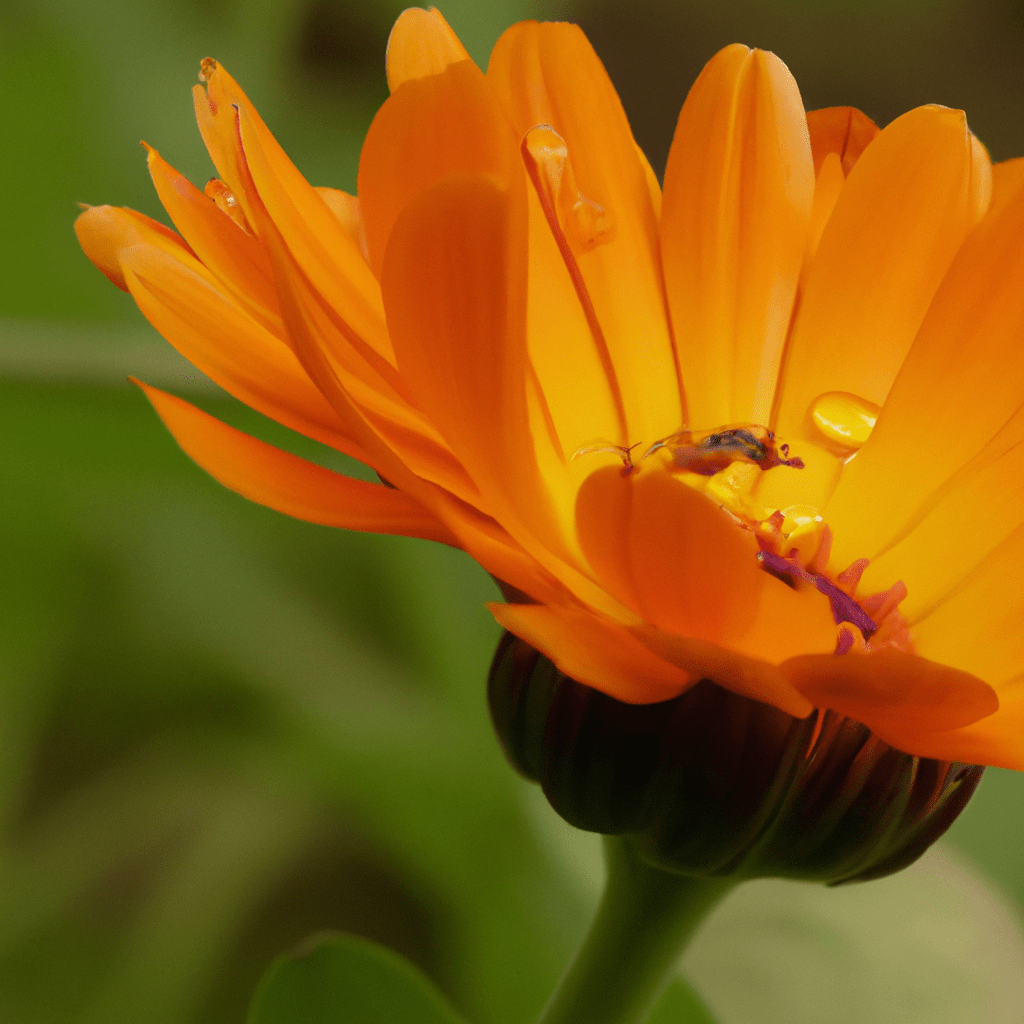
[643,425,805,476]
[571,442,643,475]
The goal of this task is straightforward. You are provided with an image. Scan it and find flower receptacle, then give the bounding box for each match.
[488,631,984,885]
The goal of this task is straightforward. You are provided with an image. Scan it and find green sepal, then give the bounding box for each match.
[248,932,469,1024]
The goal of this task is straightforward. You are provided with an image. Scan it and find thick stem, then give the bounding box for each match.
[536,837,736,1024]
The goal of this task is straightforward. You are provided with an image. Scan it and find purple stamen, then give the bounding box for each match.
[757,550,877,640]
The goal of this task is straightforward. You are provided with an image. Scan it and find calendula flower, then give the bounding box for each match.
[76,8,1024,774]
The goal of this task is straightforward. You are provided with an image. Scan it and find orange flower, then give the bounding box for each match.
[76,9,1024,771]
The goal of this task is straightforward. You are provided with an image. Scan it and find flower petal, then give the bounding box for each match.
[385,6,471,92]
[855,403,1024,620]
[381,175,534,517]
[196,61,392,362]
[145,145,281,334]
[904,679,1024,771]
[632,626,814,718]
[575,464,838,664]
[627,468,766,639]
[315,187,368,262]
[805,106,879,175]
[256,170,571,608]
[488,601,693,704]
[773,106,991,444]
[804,152,845,266]
[662,44,814,429]
[358,57,517,278]
[137,379,457,543]
[75,204,192,291]
[95,209,363,461]
[382,172,632,620]
[825,153,1024,569]
[781,650,999,753]
[488,21,683,446]
[911,524,1024,688]
[990,156,1024,218]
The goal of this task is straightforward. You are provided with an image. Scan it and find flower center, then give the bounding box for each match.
[584,409,911,657]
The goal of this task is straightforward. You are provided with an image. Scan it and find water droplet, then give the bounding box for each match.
[523,124,614,252]
[810,391,880,449]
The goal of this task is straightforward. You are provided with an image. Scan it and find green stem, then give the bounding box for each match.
[535,837,736,1024]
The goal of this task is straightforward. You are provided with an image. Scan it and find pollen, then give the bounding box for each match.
[810,391,880,450]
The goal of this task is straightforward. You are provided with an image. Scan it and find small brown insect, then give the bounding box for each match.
[643,425,805,476]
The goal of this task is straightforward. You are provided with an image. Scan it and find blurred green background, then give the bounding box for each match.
[3,0,1024,1021]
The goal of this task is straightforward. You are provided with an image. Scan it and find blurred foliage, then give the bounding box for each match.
[3,0,1024,1021]
[248,933,470,1024]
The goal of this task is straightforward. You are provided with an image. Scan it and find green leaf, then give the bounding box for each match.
[248,933,469,1024]
[645,978,720,1024]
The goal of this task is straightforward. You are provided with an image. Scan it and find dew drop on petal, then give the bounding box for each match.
[523,124,614,252]
[810,391,880,449]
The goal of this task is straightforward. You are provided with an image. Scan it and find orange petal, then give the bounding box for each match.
[358,58,517,278]
[574,464,644,614]
[382,173,632,620]
[804,151,845,267]
[911,524,1024,688]
[856,402,1024,620]
[899,678,1024,771]
[315,187,369,263]
[805,106,879,176]
[781,650,999,755]
[195,61,392,363]
[254,173,571,608]
[631,626,814,718]
[74,204,192,291]
[232,107,393,365]
[118,239,363,461]
[575,462,838,661]
[662,45,814,428]
[488,21,683,446]
[385,7,471,92]
[989,156,1024,219]
[145,145,280,335]
[522,189,623,458]
[626,468,766,639]
[380,174,551,547]
[825,151,1024,569]
[137,380,458,543]
[488,601,693,704]
[247,190,481,507]
[634,141,662,219]
[774,105,991,444]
